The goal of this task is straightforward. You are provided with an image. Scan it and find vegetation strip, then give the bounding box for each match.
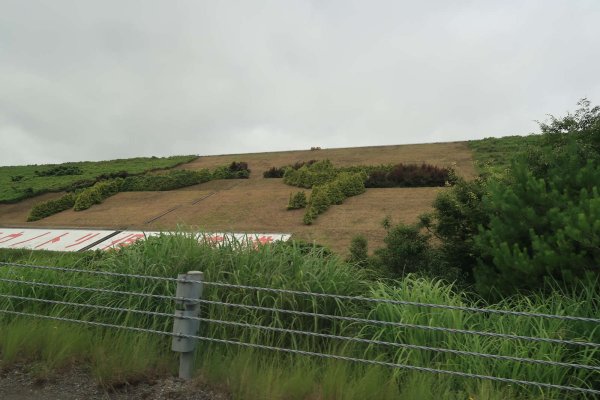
[26,162,251,221]
[1,155,199,204]
[2,308,597,395]
[1,231,598,399]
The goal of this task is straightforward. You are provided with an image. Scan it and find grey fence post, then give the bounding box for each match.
[172,271,203,380]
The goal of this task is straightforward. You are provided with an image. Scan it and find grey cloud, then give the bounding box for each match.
[1,0,599,165]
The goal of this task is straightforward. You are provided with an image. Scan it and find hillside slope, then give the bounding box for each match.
[0,142,475,254]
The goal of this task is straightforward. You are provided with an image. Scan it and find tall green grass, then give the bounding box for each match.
[0,233,598,399]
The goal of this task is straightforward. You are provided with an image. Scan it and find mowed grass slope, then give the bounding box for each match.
[0,155,198,203]
[0,142,475,254]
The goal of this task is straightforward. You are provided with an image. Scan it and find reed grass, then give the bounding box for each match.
[0,232,598,399]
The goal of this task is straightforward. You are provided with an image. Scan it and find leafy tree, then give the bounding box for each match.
[473,100,600,299]
[419,176,489,281]
[376,224,432,276]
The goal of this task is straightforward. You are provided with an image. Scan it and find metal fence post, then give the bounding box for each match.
[172,271,203,380]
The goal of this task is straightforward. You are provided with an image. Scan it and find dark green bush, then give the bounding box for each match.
[35,165,83,177]
[376,223,432,276]
[363,163,452,188]
[347,235,369,266]
[263,167,285,178]
[28,193,76,221]
[212,162,251,180]
[287,191,307,210]
[121,169,212,191]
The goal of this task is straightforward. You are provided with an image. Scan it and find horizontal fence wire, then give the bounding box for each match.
[2,272,596,349]
[201,280,600,323]
[1,293,597,372]
[199,299,600,348]
[196,316,600,372]
[0,293,174,319]
[3,261,599,323]
[0,261,178,283]
[0,308,598,396]
[0,277,179,302]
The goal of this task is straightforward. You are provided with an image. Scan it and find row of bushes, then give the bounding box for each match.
[283,160,337,188]
[212,162,250,179]
[34,165,83,177]
[303,172,366,224]
[73,179,125,211]
[27,193,76,221]
[365,163,453,187]
[120,169,213,192]
[27,162,250,220]
[263,160,317,178]
[339,163,455,188]
[283,159,454,189]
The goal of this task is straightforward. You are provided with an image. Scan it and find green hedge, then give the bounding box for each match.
[26,163,251,220]
[120,169,212,191]
[303,172,366,225]
[27,193,76,221]
[283,160,337,188]
[74,179,124,211]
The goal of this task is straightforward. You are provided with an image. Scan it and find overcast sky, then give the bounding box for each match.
[1,1,599,166]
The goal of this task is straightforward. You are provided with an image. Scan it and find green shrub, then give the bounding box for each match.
[326,181,345,205]
[337,171,367,196]
[263,166,285,178]
[28,193,76,221]
[308,185,332,215]
[211,162,251,180]
[376,224,432,276]
[287,191,307,210]
[347,235,369,266]
[121,169,212,191]
[302,172,366,224]
[74,179,123,211]
[418,177,489,282]
[284,160,337,188]
[35,165,83,177]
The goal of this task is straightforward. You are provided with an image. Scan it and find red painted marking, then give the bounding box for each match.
[35,233,70,249]
[0,232,24,243]
[256,236,274,245]
[10,232,51,247]
[101,233,145,250]
[207,235,224,244]
[65,233,101,249]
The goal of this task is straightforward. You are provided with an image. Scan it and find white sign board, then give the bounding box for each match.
[0,228,292,252]
[88,231,162,251]
[0,228,116,251]
[89,231,292,251]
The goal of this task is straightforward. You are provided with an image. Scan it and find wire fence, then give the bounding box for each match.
[0,261,599,396]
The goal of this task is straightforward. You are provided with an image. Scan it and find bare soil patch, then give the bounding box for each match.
[0,364,228,400]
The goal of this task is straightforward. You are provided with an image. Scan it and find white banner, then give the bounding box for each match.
[0,228,116,251]
[0,228,291,252]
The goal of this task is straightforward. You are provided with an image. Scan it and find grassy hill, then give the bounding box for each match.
[0,155,198,203]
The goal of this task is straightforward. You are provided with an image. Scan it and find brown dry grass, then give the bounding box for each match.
[179,141,476,180]
[0,142,475,254]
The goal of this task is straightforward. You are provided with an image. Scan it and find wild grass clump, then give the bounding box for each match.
[0,234,599,399]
